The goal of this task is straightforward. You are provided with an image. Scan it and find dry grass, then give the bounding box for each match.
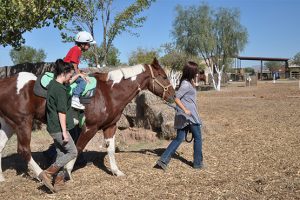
[1,80,300,199]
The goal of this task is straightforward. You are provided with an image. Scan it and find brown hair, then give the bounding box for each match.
[179,61,199,86]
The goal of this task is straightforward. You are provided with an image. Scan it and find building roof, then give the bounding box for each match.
[237,56,289,61]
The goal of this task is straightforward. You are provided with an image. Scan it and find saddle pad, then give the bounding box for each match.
[41,72,97,96]
[41,72,54,88]
[69,76,97,96]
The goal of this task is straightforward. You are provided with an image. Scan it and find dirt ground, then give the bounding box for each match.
[1,80,300,200]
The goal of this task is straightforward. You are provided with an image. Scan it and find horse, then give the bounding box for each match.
[0,58,175,182]
[196,71,206,85]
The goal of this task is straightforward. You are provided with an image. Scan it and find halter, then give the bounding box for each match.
[147,64,173,100]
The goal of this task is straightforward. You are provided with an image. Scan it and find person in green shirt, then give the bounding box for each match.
[38,59,83,192]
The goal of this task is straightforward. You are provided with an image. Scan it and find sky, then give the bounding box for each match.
[1,0,300,68]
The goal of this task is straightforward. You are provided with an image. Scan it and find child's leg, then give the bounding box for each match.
[73,77,87,97]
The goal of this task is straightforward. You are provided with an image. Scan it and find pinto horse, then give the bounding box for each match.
[0,58,175,181]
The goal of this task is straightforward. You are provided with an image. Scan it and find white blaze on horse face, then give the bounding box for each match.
[28,157,42,180]
[16,72,37,94]
[0,117,13,182]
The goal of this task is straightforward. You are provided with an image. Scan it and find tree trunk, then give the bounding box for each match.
[208,66,217,90]
[216,71,222,91]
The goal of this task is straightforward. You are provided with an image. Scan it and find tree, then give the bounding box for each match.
[9,46,46,65]
[61,0,155,66]
[243,67,255,75]
[82,44,120,67]
[264,61,284,72]
[173,4,248,91]
[128,47,159,65]
[0,0,81,48]
[160,42,205,71]
[292,52,300,66]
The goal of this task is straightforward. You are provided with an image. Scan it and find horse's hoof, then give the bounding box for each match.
[64,171,73,181]
[112,170,125,177]
[0,174,5,182]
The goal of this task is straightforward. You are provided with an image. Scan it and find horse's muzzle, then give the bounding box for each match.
[166,96,175,104]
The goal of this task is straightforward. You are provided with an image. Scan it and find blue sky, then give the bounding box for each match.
[1,0,300,68]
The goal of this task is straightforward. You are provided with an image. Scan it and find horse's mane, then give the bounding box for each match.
[91,64,145,84]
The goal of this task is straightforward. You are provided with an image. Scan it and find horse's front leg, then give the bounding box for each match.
[0,118,13,182]
[104,125,125,177]
[65,125,98,181]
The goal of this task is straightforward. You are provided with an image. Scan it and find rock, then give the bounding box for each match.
[122,91,176,139]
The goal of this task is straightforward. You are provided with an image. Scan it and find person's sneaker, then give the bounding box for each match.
[155,160,167,171]
[72,96,85,110]
[193,163,205,170]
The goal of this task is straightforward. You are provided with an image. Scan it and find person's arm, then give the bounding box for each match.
[71,62,89,83]
[175,97,191,115]
[69,73,89,84]
[58,112,69,143]
[72,63,80,74]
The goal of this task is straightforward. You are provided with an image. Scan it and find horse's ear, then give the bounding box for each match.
[151,57,160,68]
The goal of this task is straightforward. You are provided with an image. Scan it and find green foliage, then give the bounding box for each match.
[159,43,204,71]
[82,45,120,67]
[9,46,46,65]
[292,52,300,66]
[264,61,284,72]
[128,48,159,65]
[0,0,81,48]
[61,0,155,65]
[172,4,248,71]
[243,67,255,74]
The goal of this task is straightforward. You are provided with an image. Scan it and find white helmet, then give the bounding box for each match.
[75,31,96,44]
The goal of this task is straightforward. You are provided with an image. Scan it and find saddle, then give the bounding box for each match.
[33,72,97,104]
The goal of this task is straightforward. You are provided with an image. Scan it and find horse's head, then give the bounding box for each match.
[146,58,175,103]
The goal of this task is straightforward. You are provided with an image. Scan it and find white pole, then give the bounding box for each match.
[273,73,276,84]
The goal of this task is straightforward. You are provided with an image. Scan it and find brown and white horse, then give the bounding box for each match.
[0,58,175,181]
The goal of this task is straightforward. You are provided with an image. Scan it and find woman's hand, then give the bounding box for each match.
[184,109,192,116]
[62,131,69,143]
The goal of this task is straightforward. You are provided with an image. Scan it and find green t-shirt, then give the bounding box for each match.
[46,80,74,133]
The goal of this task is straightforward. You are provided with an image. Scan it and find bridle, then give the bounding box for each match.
[147,64,173,100]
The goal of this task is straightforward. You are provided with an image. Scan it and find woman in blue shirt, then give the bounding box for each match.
[156,61,203,170]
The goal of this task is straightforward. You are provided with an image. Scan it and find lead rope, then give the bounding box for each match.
[165,102,194,143]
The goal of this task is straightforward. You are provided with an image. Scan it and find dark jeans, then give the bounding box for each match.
[159,124,203,168]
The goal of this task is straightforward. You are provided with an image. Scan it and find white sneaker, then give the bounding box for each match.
[71,96,85,110]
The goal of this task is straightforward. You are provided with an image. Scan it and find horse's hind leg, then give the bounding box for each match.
[16,123,42,180]
[0,118,13,182]
[104,125,125,177]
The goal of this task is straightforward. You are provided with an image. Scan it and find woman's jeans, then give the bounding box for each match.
[73,76,87,97]
[159,124,203,168]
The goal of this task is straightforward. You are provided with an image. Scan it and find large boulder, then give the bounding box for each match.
[122,91,176,139]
